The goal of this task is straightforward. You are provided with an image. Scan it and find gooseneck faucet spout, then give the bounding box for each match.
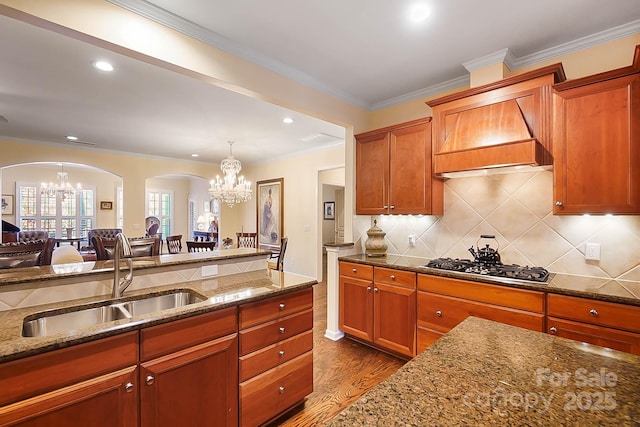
[112,233,134,298]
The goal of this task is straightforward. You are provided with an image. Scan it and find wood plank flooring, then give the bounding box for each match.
[268,268,406,426]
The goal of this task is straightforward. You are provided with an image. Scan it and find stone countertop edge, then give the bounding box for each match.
[0,269,316,364]
[0,248,271,286]
[338,254,640,307]
[327,316,640,426]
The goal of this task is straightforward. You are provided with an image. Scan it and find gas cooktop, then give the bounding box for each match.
[421,257,551,284]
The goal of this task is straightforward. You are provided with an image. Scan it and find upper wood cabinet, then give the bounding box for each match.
[355,118,443,215]
[552,45,640,214]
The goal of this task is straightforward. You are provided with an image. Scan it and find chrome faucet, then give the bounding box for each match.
[112,233,134,298]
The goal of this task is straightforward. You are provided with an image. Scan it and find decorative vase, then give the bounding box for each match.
[365,219,387,257]
[66,227,73,238]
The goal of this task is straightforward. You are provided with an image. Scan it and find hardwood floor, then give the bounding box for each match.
[268,265,406,426]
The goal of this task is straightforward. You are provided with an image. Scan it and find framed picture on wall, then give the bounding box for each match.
[100,201,113,210]
[323,201,335,220]
[256,178,284,249]
[1,194,14,215]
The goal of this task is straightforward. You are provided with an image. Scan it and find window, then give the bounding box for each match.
[17,183,95,241]
[147,190,173,236]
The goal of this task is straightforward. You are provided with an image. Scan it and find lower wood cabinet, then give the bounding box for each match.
[547,294,640,355]
[238,288,314,427]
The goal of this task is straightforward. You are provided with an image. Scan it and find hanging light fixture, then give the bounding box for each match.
[41,164,82,201]
[208,141,252,207]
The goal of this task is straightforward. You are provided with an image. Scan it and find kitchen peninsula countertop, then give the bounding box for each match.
[0,269,315,363]
[328,316,640,426]
[339,254,640,307]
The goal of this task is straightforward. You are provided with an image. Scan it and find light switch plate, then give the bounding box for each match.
[585,243,601,261]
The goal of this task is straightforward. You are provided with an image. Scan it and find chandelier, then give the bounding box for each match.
[208,141,252,207]
[41,164,81,201]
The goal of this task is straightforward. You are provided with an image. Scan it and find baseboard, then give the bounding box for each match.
[324,329,344,341]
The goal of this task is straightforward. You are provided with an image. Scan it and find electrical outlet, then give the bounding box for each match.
[585,243,601,261]
[408,235,417,247]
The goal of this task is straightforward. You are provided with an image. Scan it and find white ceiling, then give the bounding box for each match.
[1,1,640,166]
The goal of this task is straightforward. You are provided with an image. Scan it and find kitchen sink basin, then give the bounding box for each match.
[22,289,208,337]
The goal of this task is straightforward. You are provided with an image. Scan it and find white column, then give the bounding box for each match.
[324,244,353,341]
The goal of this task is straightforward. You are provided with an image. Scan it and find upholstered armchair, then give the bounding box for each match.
[87,228,122,250]
[17,230,49,242]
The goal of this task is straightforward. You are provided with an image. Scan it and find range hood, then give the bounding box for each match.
[427,64,565,178]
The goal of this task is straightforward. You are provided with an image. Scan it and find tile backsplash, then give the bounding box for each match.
[353,171,640,281]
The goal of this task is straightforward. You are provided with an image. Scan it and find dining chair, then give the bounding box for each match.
[186,240,216,252]
[267,237,288,271]
[236,232,257,248]
[166,235,183,254]
[93,235,160,260]
[0,238,55,269]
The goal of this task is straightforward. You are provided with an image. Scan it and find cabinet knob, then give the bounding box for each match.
[145,375,154,386]
[383,205,388,209]
[555,201,563,206]
[374,287,379,293]
[549,327,558,334]
[279,327,286,333]
[435,310,442,317]
[367,286,372,292]
[589,309,598,317]
[390,275,396,280]
[279,350,285,357]
[279,386,285,394]
[352,268,357,273]
[125,382,134,392]
[390,205,395,209]
[279,303,286,310]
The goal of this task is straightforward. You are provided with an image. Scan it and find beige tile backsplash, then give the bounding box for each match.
[354,171,640,281]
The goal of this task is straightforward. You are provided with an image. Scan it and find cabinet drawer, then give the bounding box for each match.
[418,274,544,313]
[339,262,373,281]
[239,288,313,329]
[547,317,640,355]
[417,292,544,333]
[374,267,416,289]
[547,294,640,333]
[240,351,313,427]
[240,330,313,382]
[240,309,313,356]
[0,331,138,407]
[140,307,237,361]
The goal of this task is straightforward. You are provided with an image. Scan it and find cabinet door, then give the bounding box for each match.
[339,275,374,342]
[553,74,640,214]
[373,283,416,357]
[355,132,389,215]
[0,366,138,427]
[140,334,238,427]
[389,122,434,214]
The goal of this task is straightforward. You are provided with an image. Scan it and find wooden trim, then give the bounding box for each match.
[354,117,431,140]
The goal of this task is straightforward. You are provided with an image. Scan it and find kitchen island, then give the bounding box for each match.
[328,316,640,426]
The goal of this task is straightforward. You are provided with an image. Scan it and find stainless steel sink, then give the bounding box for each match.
[22,289,207,337]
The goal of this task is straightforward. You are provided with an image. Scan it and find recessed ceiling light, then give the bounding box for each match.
[191,154,199,157]
[409,4,431,22]
[66,135,78,141]
[92,60,114,72]
[283,117,294,124]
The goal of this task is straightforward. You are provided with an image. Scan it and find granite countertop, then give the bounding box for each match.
[328,317,640,426]
[0,248,271,286]
[0,269,316,363]
[339,254,640,307]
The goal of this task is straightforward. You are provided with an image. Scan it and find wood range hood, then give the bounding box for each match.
[427,64,566,177]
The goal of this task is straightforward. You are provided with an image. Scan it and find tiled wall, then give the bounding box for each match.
[353,171,640,281]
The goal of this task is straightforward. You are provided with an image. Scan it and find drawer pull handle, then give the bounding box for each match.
[125,382,134,392]
[436,310,442,317]
[145,375,154,386]
[279,386,285,394]
[367,286,372,292]
[589,309,598,317]
[549,327,558,334]
[390,275,396,280]
[279,327,286,333]
[279,303,286,310]
[555,201,563,206]
[352,268,357,273]
[279,350,285,357]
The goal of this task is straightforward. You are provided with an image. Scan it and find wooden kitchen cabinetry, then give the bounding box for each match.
[339,262,416,357]
[0,332,139,427]
[238,288,313,427]
[139,307,238,427]
[355,118,443,215]
[416,275,544,353]
[547,294,640,355]
[552,45,640,214]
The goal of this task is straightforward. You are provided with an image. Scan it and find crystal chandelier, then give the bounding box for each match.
[208,141,252,207]
[41,164,81,201]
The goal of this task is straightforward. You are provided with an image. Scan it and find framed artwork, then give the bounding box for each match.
[324,201,335,220]
[100,201,113,210]
[1,194,14,215]
[256,178,284,249]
